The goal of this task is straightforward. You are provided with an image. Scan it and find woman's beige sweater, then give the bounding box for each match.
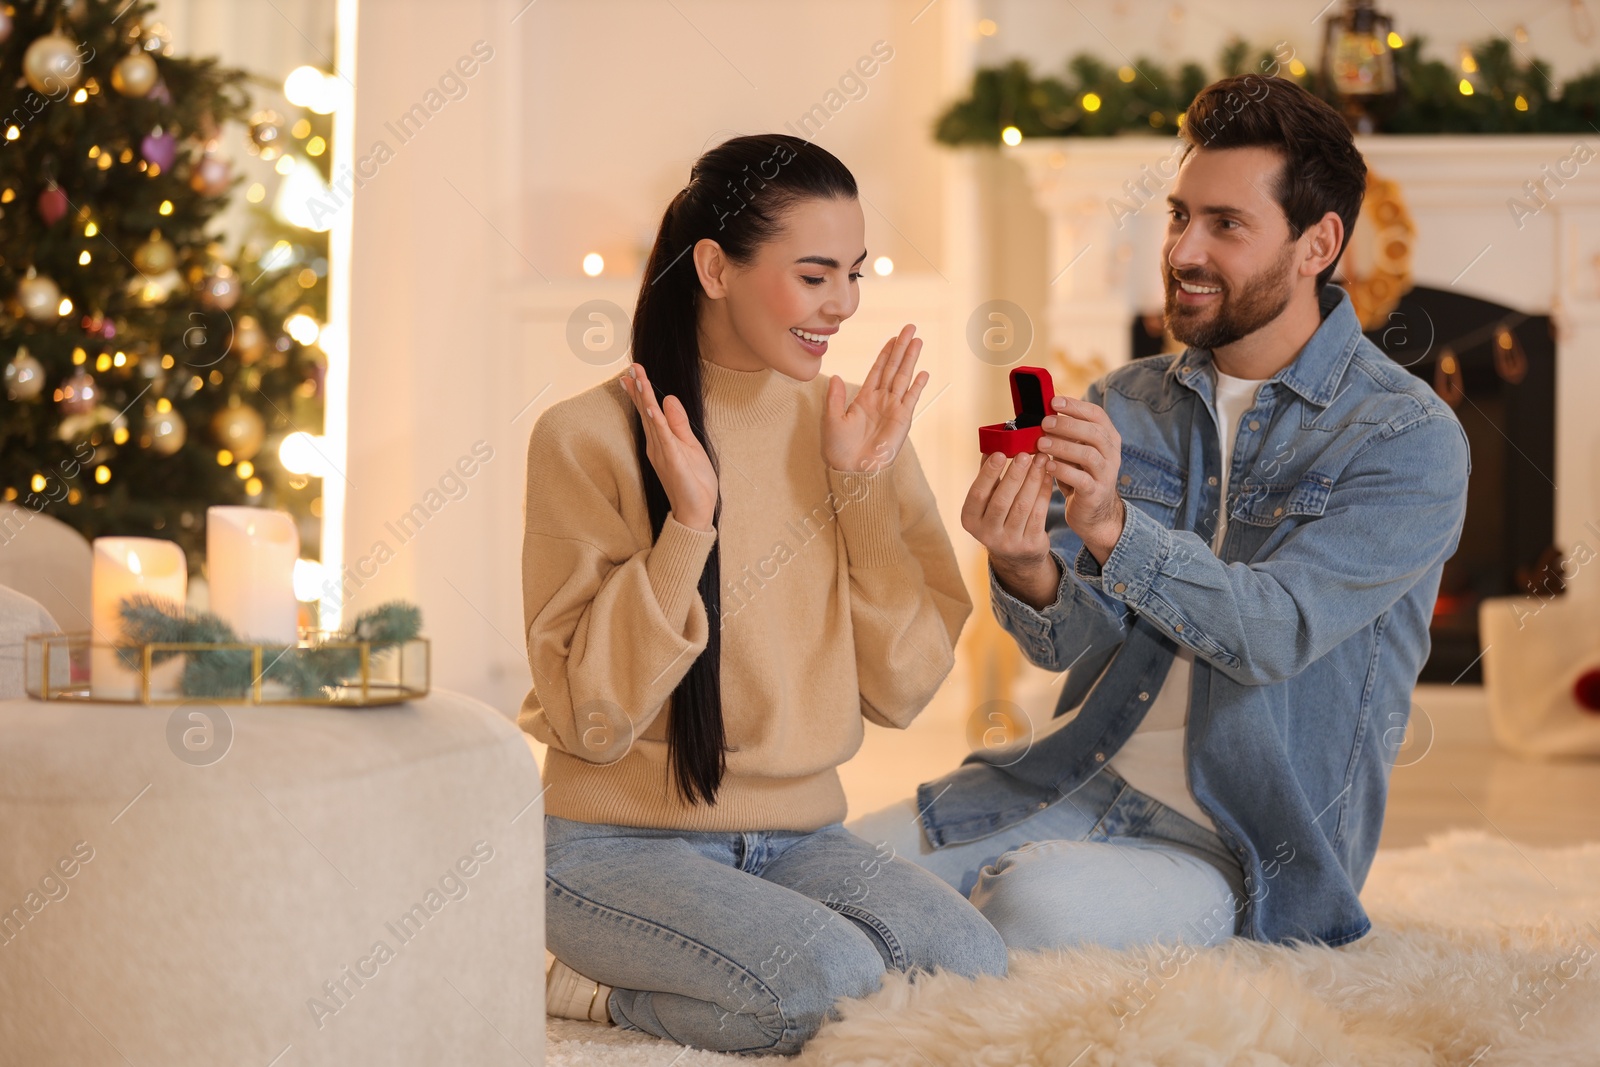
[518,357,971,831]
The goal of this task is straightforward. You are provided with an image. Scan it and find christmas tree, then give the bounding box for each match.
[0,0,326,572]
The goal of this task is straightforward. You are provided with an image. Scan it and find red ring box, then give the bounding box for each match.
[979,366,1057,457]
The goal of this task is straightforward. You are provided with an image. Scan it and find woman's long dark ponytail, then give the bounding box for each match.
[632,133,858,805]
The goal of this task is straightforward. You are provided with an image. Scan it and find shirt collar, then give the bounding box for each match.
[1168,284,1362,408]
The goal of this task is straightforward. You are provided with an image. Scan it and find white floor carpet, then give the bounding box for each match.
[546,830,1600,1065]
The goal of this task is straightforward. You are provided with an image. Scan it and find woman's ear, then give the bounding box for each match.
[693,237,731,299]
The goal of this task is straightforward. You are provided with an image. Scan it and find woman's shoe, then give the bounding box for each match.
[546,957,614,1024]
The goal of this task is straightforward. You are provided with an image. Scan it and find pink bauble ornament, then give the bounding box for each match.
[56,369,96,415]
[189,147,231,196]
[140,130,177,172]
[199,266,241,311]
[37,184,68,225]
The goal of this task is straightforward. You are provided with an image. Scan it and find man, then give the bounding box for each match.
[849,74,1470,950]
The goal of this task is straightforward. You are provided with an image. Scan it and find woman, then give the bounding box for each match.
[520,133,1007,1056]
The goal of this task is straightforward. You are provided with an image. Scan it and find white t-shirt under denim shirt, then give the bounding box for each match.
[1108,362,1270,834]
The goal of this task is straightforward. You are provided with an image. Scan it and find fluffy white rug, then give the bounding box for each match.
[546,830,1600,1065]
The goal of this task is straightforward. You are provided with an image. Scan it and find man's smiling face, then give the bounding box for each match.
[1161,145,1300,351]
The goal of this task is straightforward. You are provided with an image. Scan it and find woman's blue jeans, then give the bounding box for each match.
[544,815,1009,1055]
[847,765,1250,952]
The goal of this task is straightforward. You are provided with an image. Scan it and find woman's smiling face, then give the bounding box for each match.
[693,195,866,381]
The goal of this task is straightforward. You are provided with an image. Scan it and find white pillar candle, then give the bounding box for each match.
[90,537,187,700]
[207,506,300,644]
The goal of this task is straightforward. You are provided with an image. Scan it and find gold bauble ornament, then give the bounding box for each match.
[233,315,268,363]
[144,406,186,455]
[111,51,158,97]
[23,33,85,95]
[133,233,177,275]
[5,348,46,400]
[17,272,62,321]
[211,399,265,460]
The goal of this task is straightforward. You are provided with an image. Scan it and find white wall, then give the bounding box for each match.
[336,0,525,712]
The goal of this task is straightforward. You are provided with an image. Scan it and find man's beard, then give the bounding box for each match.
[1164,241,1296,350]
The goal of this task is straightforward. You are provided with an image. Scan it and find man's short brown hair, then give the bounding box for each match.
[1180,75,1367,289]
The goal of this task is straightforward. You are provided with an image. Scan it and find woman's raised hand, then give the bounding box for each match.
[822,323,929,474]
[623,363,718,532]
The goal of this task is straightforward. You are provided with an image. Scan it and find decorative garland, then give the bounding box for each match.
[116,596,422,699]
[934,36,1600,144]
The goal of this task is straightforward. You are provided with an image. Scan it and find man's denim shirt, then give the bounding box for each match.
[918,286,1471,947]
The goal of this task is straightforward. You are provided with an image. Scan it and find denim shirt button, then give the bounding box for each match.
[1207,476,1218,485]
[1175,623,1185,632]
[1248,419,1260,430]
[1094,752,1105,762]
[1139,691,1150,701]
[1113,582,1126,593]
[1118,474,1132,486]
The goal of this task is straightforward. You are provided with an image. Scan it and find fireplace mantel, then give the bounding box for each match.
[1010,133,1600,563]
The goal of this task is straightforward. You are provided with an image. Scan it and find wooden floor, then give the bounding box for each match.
[838,681,1600,851]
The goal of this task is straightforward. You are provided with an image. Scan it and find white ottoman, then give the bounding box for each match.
[0,689,545,1066]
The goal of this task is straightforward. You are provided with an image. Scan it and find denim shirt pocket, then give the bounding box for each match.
[1116,446,1185,526]
[1229,471,1333,550]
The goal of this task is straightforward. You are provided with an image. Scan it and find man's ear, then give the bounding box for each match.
[694,238,731,298]
[1300,210,1345,282]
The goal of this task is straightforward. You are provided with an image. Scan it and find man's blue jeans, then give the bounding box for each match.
[848,765,1248,952]
[544,815,1009,1055]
